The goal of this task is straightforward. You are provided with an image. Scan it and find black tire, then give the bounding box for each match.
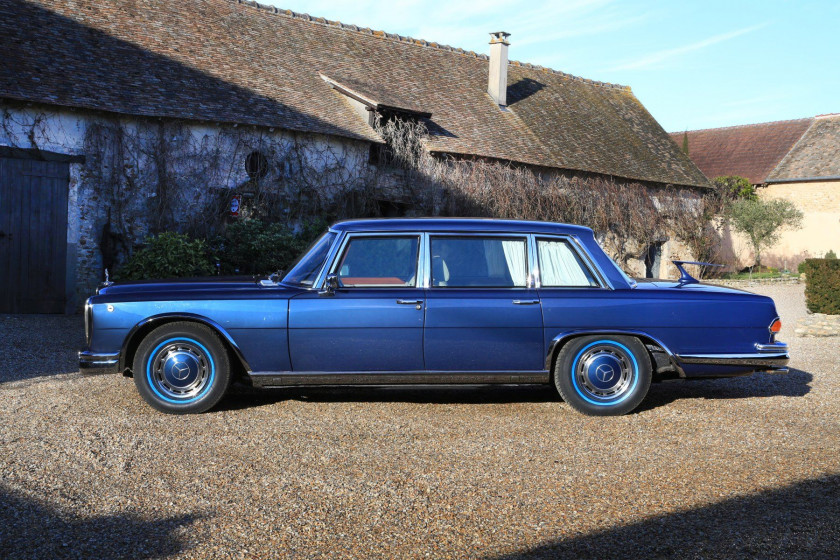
[554,335,652,416]
[133,322,231,414]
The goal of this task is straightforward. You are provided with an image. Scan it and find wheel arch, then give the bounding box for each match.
[545,330,685,379]
[120,313,251,378]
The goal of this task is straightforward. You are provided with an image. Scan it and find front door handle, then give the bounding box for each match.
[512,299,540,305]
[396,299,423,305]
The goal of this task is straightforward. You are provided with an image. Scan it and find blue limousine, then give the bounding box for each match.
[79,218,789,415]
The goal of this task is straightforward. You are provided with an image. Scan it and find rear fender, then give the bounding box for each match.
[545,330,686,378]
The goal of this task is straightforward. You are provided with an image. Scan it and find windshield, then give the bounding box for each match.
[282,231,337,287]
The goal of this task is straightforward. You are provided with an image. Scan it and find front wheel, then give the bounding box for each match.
[133,322,231,414]
[554,335,651,416]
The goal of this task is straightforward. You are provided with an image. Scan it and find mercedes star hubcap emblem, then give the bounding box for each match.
[171,361,191,380]
[595,364,615,383]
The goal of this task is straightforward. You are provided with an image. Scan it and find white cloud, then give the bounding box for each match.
[609,23,768,71]
[265,0,649,56]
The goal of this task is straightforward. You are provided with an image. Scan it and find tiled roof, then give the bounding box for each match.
[669,119,813,184]
[0,0,708,187]
[767,114,840,182]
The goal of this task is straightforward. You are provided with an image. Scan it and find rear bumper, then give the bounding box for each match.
[675,341,790,374]
[78,350,121,374]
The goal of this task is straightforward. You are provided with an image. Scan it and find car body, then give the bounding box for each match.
[79,218,789,415]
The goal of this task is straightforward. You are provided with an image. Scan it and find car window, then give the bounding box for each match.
[336,236,419,288]
[537,238,599,287]
[282,231,337,287]
[430,236,527,288]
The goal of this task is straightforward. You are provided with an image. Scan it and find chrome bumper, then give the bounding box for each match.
[78,350,120,374]
[675,341,790,374]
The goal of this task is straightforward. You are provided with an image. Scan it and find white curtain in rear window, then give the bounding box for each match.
[539,240,593,287]
[500,240,527,287]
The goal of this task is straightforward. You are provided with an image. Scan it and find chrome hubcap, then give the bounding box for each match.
[575,345,633,401]
[150,342,211,400]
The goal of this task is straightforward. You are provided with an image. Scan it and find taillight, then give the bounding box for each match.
[769,318,782,334]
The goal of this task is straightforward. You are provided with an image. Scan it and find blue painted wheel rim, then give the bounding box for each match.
[146,337,215,404]
[570,340,638,406]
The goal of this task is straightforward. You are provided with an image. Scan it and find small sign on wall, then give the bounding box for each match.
[230,194,242,217]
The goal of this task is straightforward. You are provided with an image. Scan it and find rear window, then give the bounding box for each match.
[430,236,528,288]
[537,238,599,287]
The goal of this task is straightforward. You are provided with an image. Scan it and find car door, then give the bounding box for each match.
[423,234,545,373]
[288,233,425,372]
[534,236,609,352]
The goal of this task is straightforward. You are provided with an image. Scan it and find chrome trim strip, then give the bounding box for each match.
[248,370,551,387]
[675,352,790,368]
[311,228,345,291]
[756,341,789,353]
[78,350,120,372]
[544,330,686,377]
[527,233,540,289]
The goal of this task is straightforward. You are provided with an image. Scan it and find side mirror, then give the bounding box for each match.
[319,274,338,297]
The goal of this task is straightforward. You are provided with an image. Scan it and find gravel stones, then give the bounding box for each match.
[1,284,838,558]
[795,313,840,337]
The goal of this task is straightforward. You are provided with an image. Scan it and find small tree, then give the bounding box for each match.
[729,198,803,268]
[681,131,689,155]
[713,175,757,201]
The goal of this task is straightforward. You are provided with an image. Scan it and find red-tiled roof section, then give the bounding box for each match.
[767,115,840,182]
[669,119,813,184]
[0,0,708,187]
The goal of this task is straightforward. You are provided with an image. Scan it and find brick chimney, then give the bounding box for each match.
[488,31,511,107]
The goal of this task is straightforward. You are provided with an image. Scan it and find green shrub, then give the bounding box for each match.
[212,219,327,275]
[803,258,840,315]
[117,232,215,280]
[826,250,837,259]
[798,261,809,274]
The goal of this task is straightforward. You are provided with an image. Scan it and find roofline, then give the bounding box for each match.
[236,1,630,91]
[330,217,595,234]
[766,175,840,184]
[669,116,815,135]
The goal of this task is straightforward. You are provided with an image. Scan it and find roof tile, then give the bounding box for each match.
[0,0,708,187]
[669,119,813,184]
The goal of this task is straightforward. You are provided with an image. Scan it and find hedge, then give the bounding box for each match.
[116,220,328,281]
[803,258,840,315]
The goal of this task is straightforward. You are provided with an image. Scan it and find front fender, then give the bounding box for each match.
[120,313,252,373]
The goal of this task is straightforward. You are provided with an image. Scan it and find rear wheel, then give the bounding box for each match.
[554,335,651,416]
[133,322,231,414]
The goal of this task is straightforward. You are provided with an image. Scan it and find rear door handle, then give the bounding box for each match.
[512,299,540,305]
[396,299,423,305]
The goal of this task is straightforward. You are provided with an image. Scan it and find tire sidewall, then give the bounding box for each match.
[133,322,231,414]
[554,335,651,416]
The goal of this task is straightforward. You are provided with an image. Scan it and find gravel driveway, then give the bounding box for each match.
[1,284,838,559]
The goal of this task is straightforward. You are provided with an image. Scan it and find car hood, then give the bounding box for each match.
[93,276,301,301]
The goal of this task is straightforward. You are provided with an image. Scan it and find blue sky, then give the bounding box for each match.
[268,0,839,132]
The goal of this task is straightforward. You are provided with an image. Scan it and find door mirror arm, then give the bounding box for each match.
[319,274,338,297]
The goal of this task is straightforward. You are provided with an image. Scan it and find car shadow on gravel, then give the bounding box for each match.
[0,484,200,559]
[637,368,813,413]
[218,383,561,411]
[493,473,840,559]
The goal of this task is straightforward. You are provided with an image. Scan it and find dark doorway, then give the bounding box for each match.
[0,155,69,313]
[644,242,663,279]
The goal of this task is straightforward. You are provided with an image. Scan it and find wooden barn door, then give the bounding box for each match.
[0,156,69,313]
